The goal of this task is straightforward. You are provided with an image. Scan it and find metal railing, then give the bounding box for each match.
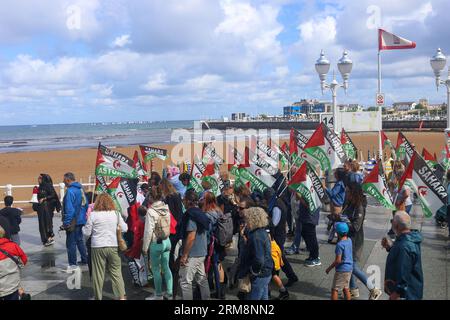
[0,176,96,205]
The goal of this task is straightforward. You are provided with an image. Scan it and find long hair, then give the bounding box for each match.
[244,207,269,231]
[93,193,116,211]
[201,191,222,213]
[347,182,366,208]
[160,178,177,198]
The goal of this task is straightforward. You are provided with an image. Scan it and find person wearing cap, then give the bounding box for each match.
[325,222,353,300]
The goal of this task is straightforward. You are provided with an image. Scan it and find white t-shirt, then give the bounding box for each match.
[397,185,413,207]
[82,210,128,248]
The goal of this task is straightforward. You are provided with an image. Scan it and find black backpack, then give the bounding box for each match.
[215,211,234,246]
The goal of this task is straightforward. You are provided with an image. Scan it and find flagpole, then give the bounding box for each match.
[378,46,384,162]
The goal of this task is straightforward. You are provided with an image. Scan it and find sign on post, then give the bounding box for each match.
[320,113,334,131]
[376,93,385,107]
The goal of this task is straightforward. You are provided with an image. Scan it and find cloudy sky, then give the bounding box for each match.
[0,0,449,125]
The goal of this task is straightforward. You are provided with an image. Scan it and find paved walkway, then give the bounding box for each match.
[17,203,449,300]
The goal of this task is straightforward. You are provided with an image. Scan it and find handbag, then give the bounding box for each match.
[116,212,128,252]
[238,275,251,293]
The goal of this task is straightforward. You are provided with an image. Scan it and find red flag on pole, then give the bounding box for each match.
[378,29,416,51]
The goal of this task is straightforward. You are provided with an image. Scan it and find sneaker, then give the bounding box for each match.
[284,277,298,288]
[369,288,382,300]
[145,294,164,300]
[350,288,360,298]
[312,258,321,266]
[66,265,79,273]
[276,290,289,300]
[44,239,54,247]
[285,247,299,255]
[305,258,321,267]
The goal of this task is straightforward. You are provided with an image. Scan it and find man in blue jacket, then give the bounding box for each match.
[62,172,88,269]
[382,211,423,300]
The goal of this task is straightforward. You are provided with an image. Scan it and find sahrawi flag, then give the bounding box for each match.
[95,175,108,193]
[133,150,148,180]
[139,145,167,162]
[96,144,138,178]
[381,130,396,159]
[107,177,138,219]
[189,155,224,196]
[289,128,310,167]
[362,160,395,210]
[395,132,414,164]
[288,162,328,213]
[399,151,447,218]
[252,137,279,170]
[303,123,347,172]
[340,128,358,160]
[422,148,445,182]
[379,29,416,51]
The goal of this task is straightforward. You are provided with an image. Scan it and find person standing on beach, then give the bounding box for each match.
[62,172,88,270]
[0,196,22,245]
[37,174,61,246]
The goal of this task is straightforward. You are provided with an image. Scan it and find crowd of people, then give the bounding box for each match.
[0,157,437,301]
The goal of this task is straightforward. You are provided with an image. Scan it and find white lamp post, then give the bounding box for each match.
[430,48,450,148]
[315,50,353,134]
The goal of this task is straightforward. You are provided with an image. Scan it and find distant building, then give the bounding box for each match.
[231,113,247,121]
[284,99,331,117]
[393,102,417,112]
[339,104,363,112]
[418,98,429,108]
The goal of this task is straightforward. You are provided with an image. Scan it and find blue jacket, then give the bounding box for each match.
[63,182,88,226]
[169,174,187,198]
[385,230,423,300]
[326,180,346,207]
[239,228,273,279]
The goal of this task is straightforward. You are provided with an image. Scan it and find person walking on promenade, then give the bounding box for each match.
[326,168,347,243]
[238,207,273,300]
[343,183,382,300]
[297,196,321,267]
[325,222,353,300]
[37,174,61,246]
[142,186,173,300]
[82,193,127,300]
[62,172,88,270]
[0,196,22,245]
[177,189,210,300]
[382,211,423,300]
[0,225,28,301]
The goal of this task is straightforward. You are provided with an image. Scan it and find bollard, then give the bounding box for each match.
[6,184,12,196]
[59,183,66,202]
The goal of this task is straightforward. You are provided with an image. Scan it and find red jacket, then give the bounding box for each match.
[0,238,27,297]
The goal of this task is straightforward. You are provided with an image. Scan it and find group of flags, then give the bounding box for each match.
[94,143,167,217]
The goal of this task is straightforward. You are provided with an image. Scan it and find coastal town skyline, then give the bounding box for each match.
[0,0,449,125]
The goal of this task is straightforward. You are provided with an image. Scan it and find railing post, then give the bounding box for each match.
[59,183,66,202]
[6,184,12,196]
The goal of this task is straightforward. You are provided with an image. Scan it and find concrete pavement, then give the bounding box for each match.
[15,202,449,300]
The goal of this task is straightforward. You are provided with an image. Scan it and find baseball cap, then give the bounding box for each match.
[336,222,349,236]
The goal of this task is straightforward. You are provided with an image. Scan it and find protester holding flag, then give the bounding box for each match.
[326,168,347,243]
[297,196,321,267]
[82,193,127,300]
[393,169,413,214]
[142,186,173,300]
[343,183,382,300]
[263,188,299,287]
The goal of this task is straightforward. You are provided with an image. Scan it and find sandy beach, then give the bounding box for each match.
[0,130,445,213]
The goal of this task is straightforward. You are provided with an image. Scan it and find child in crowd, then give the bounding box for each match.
[269,231,289,300]
[326,168,347,243]
[325,222,353,300]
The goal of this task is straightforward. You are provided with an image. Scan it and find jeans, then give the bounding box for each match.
[350,261,373,290]
[292,218,302,249]
[150,238,173,296]
[249,275,271,300]
[301,223,319,260]
[405,205,412,214]
[179,256,210,300]
[66,225,87,266]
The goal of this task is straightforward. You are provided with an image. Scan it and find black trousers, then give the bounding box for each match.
[0,290,19,300]
[274,234,298,281]
[37,204,52,244]
[301,223,319,260]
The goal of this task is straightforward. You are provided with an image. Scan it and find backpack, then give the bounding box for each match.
[215,211,234,246]
[154,212,171,241]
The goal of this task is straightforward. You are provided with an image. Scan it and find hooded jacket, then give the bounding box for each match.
[142,201,170,253]
[0,238,27,297]
[63,182,88,227]
[385,230,423,300]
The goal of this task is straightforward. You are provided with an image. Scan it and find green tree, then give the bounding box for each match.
[415,103,425,110]
[367,106,378,111]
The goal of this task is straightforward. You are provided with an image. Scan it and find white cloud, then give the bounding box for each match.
[112,34,132,48]
[142,73,168,91]
[299,16,336,43]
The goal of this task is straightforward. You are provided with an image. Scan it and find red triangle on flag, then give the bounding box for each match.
[422,148,436,162]
[340,129,347,145]
[289,128,298,155]
[398,152,416,191]
[381,130,389,147]
[304,123,325,149]
[202,162,215,177]
[107,177,121,190]
[288,162,307,186]
[363,160,380,184]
